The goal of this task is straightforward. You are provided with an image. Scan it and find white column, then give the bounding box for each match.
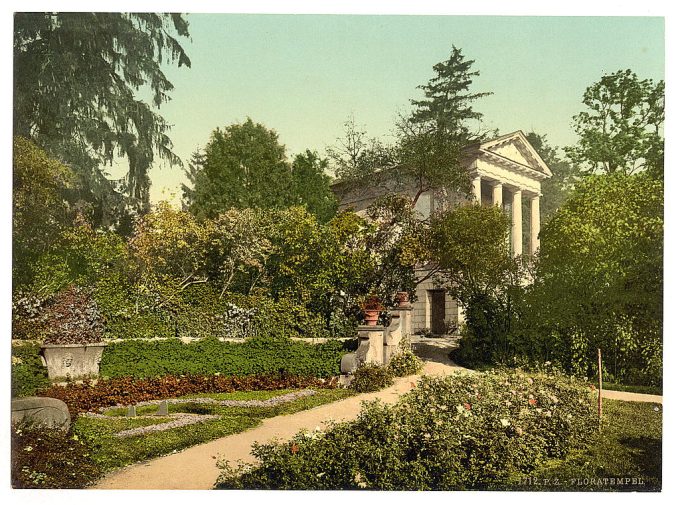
[472,176,481,203]
[512,189,522,257]
[491,182,503,207]
[530,194,540,254]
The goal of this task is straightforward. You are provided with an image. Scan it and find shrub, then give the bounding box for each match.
[42,286,104,345]
[99,336,350,379]
[11,342,50,397]
[41,373,339,415]
[350,363,394,393]
[217,370,597,490]
[12,422,102,488]
[388,350,423,377]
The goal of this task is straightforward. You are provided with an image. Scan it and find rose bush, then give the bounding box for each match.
[217,370,597,490]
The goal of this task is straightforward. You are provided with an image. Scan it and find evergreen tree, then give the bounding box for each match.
[13,13,191,223]
[410,45,492,141]
[291,150,338,223]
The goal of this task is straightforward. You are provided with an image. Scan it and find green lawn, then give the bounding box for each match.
[74,388,353,474]
[511,399,662,491]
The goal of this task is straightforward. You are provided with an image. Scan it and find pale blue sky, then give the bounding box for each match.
[139,14,664,203]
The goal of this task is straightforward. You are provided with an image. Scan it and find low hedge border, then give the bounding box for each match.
[99,336,355,379]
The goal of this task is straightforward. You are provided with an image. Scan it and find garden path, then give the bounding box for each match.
[93,338,465,490]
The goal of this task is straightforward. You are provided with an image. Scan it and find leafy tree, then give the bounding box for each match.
[210,208,274,296]
[291,150,338,223]
[429,204,523,364]
[410,45,493,141]
[525,132,578,224]
[528,172,663,384]
[13,137,78,287]
[565,70,664,177]
[129,202,213,310]
[186,119,294,219]
[13,13,191,220]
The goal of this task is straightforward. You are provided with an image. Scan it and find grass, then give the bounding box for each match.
[511,399,662,491]
[74,388,354,474]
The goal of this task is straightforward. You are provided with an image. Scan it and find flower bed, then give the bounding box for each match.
[40,374,337,416]
[216,370,598,490]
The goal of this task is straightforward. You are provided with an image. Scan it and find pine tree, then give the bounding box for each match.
[410,45,492,142]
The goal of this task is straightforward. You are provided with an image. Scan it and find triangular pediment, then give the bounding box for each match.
[478,131,553,177]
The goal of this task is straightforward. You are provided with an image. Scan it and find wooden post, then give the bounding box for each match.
[597,348,603,425]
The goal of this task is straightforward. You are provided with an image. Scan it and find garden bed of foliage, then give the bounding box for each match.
[216,370,598,490]
[39,373,340,416]
[12,387,353,489]
[99,336,354,379]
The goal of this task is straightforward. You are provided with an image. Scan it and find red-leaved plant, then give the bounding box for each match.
[42,286,104,345]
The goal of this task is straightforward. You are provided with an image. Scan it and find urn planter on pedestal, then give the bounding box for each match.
[39,285,106,380]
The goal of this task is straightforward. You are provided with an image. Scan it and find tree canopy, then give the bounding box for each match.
[565,70,664,177]
[527,172,663,384]
[13,12,191,222]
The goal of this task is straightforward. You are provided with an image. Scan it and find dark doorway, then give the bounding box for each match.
[430,289,446,335]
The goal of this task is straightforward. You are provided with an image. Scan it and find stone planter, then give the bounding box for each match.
[40,343,107,380]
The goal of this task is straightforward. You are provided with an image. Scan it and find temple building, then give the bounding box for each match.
[332,130,552,334]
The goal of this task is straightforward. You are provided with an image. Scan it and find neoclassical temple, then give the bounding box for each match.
[333,130,552,334]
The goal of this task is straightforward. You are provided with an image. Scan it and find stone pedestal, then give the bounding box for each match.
[355,325,384,365]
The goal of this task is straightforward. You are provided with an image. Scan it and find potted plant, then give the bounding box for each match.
[395,291,410,308]
[361,295,384,326]
[40,286,107,380]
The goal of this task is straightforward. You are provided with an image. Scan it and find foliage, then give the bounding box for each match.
[11,342,51,397]
[515,399,661,491]
[14,13,191,217]
[186,119,295,219]
[11,422,103,489]
[565,69,664,178]
[430,204,524,365]
[41,371,340,416]
[130,201,213,311]
[387,340,424,377]
[350,363,394,393]
[217,370,597,490]
[98,336,350,380]
[12,137,78,287]
[42,286,104,345]
[525,172,663,385]
[291,150,339,223]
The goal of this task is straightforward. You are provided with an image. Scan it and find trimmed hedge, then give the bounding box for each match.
[217,370,598,490]
[11,342,50,397]
[100,336,355,379]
